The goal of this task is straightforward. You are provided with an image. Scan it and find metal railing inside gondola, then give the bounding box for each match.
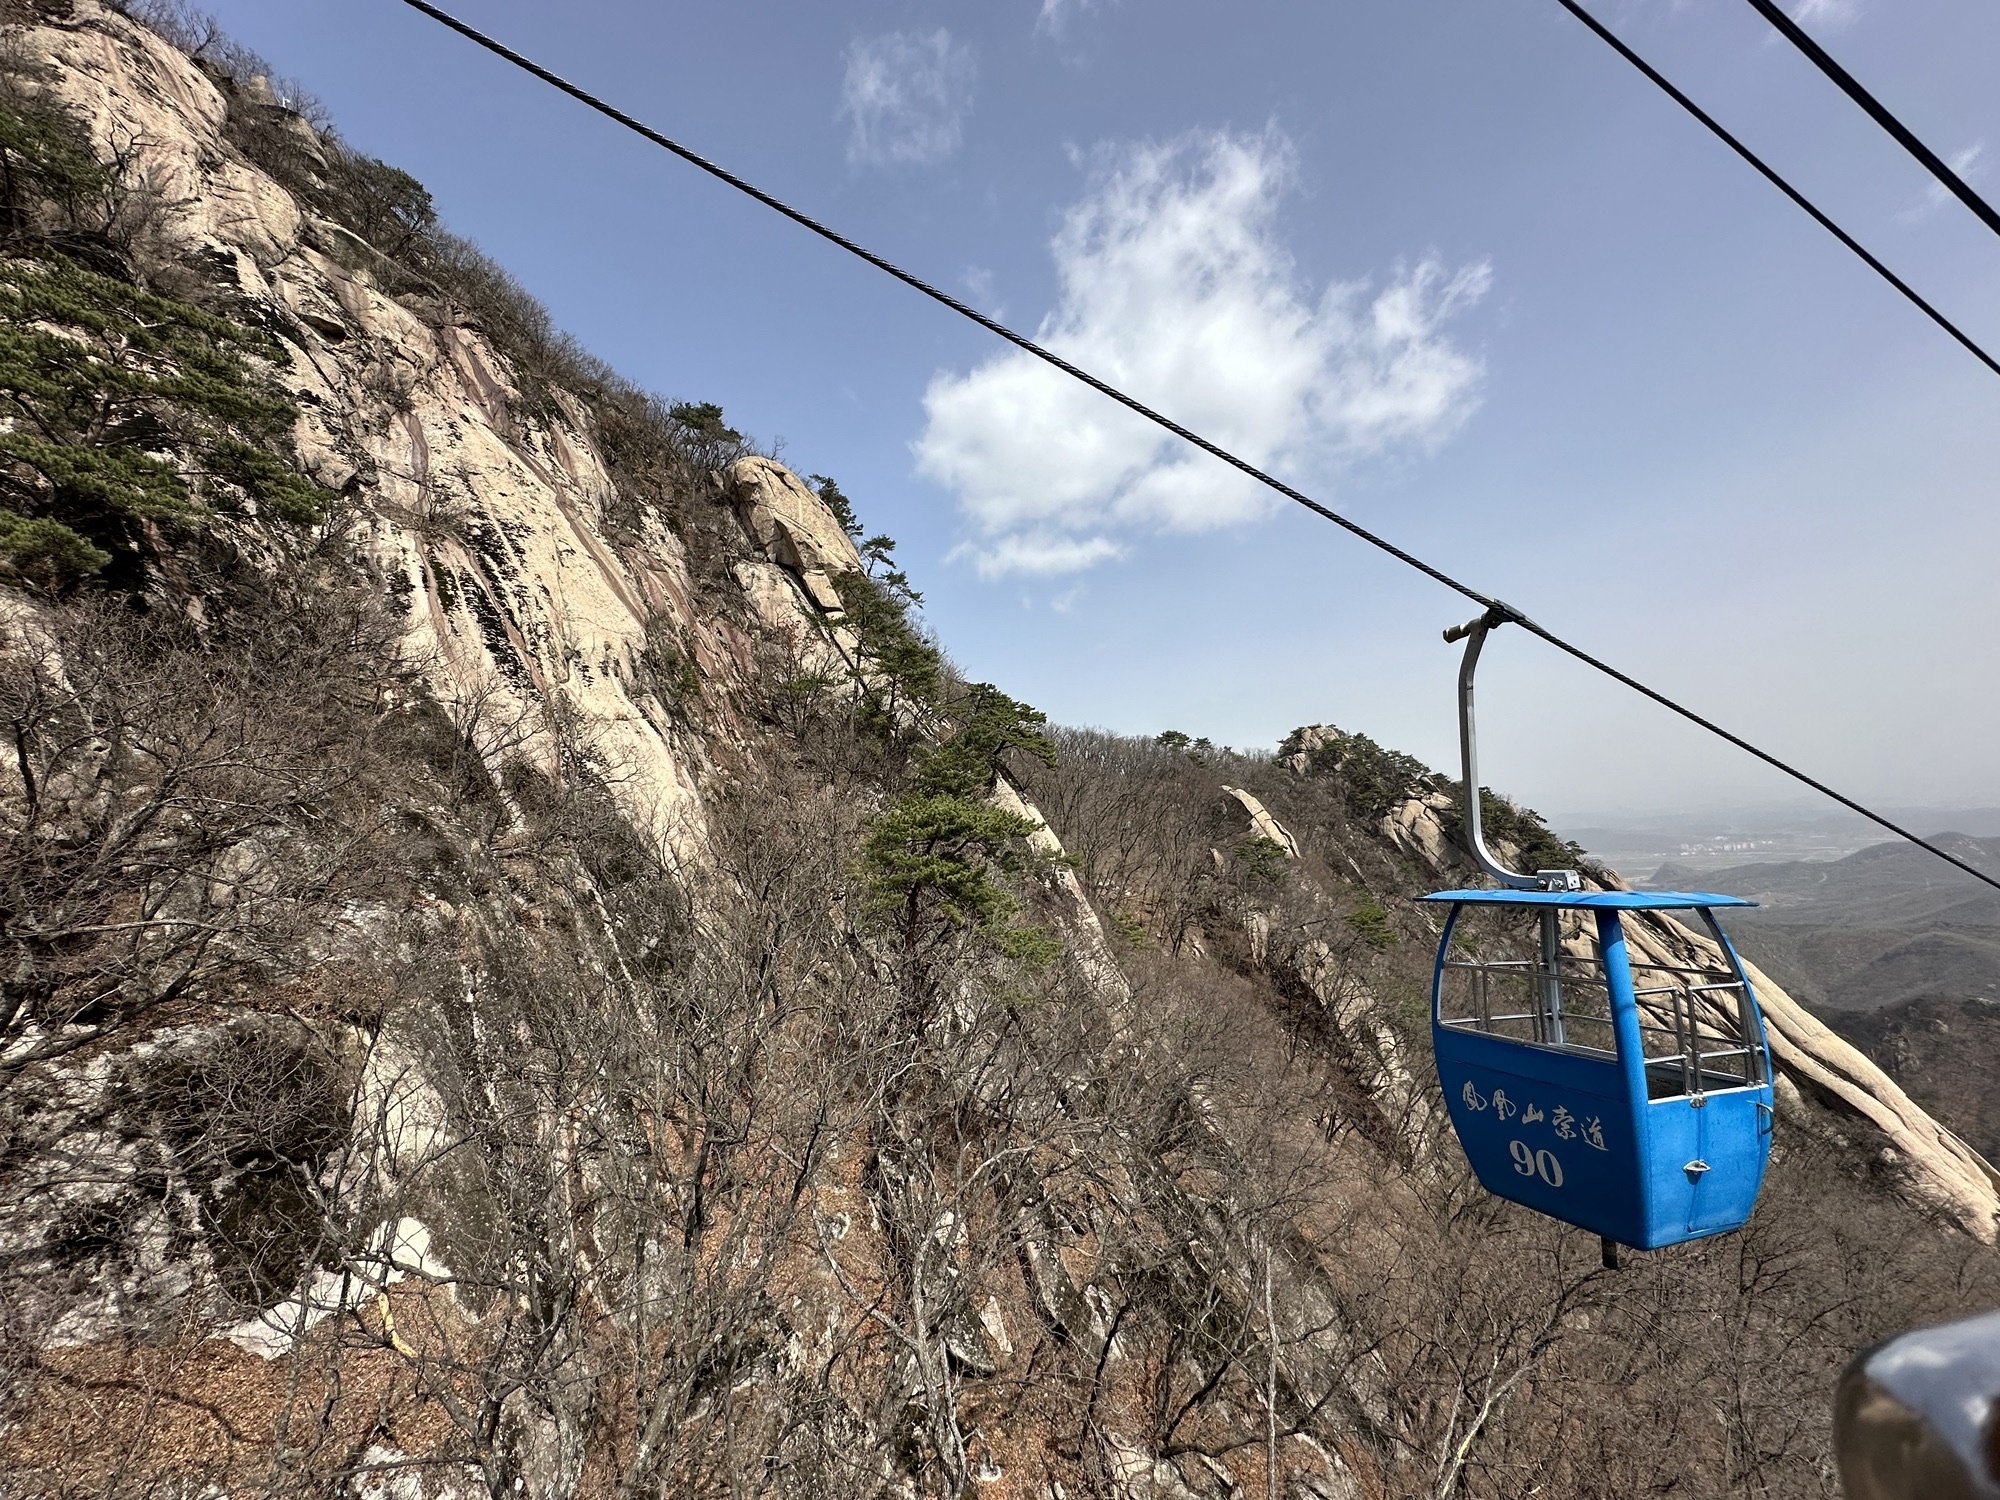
[1439,913,1767,1100]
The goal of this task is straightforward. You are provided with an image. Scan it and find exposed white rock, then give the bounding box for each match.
[991,775,1132,1007]
[978,1295,1013,1357]
[799,567,846,615]
[351,1034,451,1187]
[1382,790,1455,867]
[20,12,299,265]
[1285,723,1342,767]
[1221,785,1301,858]
[1292,936,1431,1135]
[1245,910,1271,966]
[17,4,879,863]
[734,559,811,637]
[1102,1432,1207,1500]
[728,455,865,576]
[1746,956,1998,1240]
[348,1444,481,1500]
[223,1216,454,1360]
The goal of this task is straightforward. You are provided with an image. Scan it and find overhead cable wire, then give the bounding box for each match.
[1742,0,2000,243]
[391,0,2000,900]
[1549,0,2000,383]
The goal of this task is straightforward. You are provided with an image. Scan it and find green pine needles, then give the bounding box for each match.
[0,65,333,590]
[0,76,108,236]
[830,515,1064,979]
[858,686,1064,976]
[0,251,333,586]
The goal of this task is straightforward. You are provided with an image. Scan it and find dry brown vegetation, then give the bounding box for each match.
[7,614,1996,1499]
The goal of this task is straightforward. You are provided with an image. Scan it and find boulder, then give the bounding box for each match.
[726,456,865,577]
[1221,786,1301,858]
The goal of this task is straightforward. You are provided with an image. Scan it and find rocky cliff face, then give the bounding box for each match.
[3,8,1997,1499]
[17,5,877,862]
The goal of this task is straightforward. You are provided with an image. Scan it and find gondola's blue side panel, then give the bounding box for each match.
[1432,899,1776,1251]
[1642,1087,1769,1241]
[1431,904,1649,1246]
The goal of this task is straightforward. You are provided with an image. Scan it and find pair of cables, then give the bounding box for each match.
[1742,0,2000,245]
[1553,0,2000,378]
[391,0,2000,897]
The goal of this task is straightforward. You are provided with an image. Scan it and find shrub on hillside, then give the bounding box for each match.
[0,62,334,589]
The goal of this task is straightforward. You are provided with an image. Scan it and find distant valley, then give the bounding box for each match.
[1556,805,2000,879]
[1644,832,2000,1013]
[1635,833,2000,1160]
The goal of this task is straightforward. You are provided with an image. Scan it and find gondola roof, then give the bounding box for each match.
[1418,889,1756,909]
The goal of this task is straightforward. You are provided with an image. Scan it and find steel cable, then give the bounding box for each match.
[1742,0,2000,244]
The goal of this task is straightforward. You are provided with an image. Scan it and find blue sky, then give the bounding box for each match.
[197,0,2000,822]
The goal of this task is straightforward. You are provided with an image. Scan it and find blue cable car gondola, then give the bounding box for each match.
[1427,609,1775,1257]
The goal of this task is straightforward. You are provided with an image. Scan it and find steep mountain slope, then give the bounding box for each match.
[1833,996,2000,1162]
[2,7,1997,1499]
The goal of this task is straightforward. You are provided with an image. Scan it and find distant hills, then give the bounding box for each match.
[1560,805,2000,878]
[1648,832,2000,1013]
[1647,834,2000,1161]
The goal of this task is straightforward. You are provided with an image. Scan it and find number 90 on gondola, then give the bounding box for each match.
[1423,889,1776,1252]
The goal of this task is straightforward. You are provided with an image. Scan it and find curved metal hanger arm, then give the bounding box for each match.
[1444,607,1581,893]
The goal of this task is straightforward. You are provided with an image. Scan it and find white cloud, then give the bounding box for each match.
[1785,0,1861,27]
[1036,0,1106,38]
[839,30,976,167]
[1896,142,1985,224]
[917,128,1491,579]
[970,532,1126,577]
[961,264,1004,319]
